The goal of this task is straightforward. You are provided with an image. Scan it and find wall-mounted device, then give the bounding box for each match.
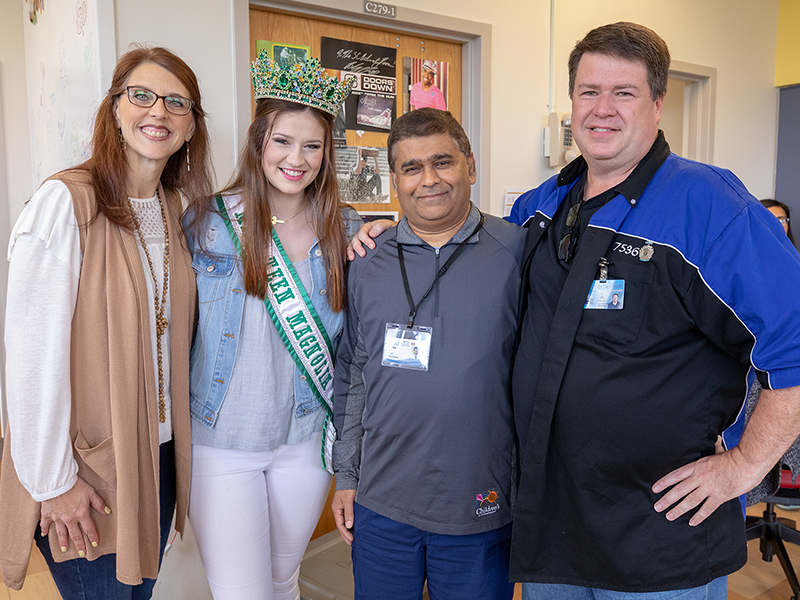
[543,112,579,167]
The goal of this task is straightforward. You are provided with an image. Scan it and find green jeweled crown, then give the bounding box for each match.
[251,50,354,116]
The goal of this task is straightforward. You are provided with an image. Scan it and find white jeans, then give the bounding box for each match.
[189,433,332,600]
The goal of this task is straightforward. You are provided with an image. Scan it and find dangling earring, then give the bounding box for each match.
[186,143,191,172]
[118,129,126,150]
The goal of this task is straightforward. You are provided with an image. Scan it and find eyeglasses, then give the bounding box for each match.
[121,86,194,116]
[777,216,790,224]
[558,200,582,263]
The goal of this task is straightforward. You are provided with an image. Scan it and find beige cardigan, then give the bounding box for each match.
[0,170,196,590]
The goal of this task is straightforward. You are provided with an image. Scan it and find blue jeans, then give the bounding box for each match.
[521,577,727,600]
[35,441,176,600]
[352,502,515,600]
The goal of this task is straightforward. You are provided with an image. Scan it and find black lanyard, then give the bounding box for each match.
[397,214,485,328]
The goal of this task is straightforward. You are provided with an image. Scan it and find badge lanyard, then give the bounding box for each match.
[397,214,485,328]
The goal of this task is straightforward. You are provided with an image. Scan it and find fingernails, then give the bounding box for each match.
[654,502,662,511]
[60,546,67,553]
[78,550,85,557]
[92,541,98,548]
[666,512,675,521]
[346,520,352,528]
[104,506,112,514]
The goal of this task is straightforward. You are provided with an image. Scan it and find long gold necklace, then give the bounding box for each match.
[128,190,170,423]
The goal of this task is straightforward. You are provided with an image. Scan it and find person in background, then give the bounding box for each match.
[744,198,798,508]
[184,52,360,600]
[0,45,213,599]
[761,198,795,247]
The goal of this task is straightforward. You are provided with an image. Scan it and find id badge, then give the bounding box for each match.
[381,323,432,371]
[584,279,625,310]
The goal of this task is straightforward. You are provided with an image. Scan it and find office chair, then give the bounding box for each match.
[746,469,800,600]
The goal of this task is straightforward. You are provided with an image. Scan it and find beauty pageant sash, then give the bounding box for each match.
[217,195,336,473]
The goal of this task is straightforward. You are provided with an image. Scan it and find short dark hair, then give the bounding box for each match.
[387,108,471,171]
[760,199,795,247]
[568,22,670,101]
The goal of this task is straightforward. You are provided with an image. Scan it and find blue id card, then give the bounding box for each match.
[584,279,625,310]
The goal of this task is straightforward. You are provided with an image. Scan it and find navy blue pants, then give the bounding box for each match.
[351,502,515,600]
[35,441,176,600]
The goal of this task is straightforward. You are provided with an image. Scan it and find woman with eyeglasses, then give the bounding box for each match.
[0,46,213,599]
[761,199,795,248]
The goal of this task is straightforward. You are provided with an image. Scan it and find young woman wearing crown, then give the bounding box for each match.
[183,51,361,599]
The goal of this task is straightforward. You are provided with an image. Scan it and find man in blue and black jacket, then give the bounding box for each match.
[509,21,800,600]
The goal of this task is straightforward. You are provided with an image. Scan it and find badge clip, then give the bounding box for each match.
[598,257,609,282]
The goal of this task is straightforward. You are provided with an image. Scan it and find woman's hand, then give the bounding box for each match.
[40,476,110,556]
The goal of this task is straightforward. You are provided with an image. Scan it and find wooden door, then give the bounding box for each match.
[250,6,463,220]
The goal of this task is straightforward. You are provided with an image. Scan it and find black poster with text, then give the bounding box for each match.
[321,37,397,134]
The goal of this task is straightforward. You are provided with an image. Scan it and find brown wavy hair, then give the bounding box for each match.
[67,45,213,228]
[188,98,348,311]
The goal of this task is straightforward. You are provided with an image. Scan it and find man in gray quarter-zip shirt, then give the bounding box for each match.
[331,108,524,600]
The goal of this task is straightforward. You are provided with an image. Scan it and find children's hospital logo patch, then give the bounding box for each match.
[475,489,500,517]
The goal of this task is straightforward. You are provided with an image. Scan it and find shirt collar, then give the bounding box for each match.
[556,130,671,207]
[397,202,482,246]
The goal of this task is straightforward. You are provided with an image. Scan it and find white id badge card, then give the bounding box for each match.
[381,323,432,371]
[584,279,626,310]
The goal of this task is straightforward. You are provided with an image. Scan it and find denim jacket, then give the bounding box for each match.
[185,196,362,429]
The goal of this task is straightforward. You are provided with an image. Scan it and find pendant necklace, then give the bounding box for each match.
[128,190,170,423]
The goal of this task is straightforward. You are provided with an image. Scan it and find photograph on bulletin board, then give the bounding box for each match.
[403,58,449,113]
[321,37,397,134]
[256,40,310,66]
[358,211,399,223]
[335,146,390,204]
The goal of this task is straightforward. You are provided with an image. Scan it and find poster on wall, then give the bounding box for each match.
[335,146,390,204]
[24,0,102,187]
[255,40,310,66]
[358,211,399,223]
[26,0,45,23]
[321,37,397,134]
[403,58,449,113]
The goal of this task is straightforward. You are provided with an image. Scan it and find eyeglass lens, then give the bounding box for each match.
[126,87,193,115]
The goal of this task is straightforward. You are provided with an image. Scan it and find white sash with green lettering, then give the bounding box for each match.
[217,195,336,473]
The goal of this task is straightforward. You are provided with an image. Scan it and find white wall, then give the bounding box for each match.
[548,0,779,199]
[113,0,242,195]
[0,0,33,212]
[0,0,33,434]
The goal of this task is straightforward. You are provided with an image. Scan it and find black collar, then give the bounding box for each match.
[556,130,671,207]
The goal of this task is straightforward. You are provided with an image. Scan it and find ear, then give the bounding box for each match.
[466,154,477,185]
[390,170,398,196]
[654,95,665,125]
[185,116,196,143]
[113,95,122,129]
